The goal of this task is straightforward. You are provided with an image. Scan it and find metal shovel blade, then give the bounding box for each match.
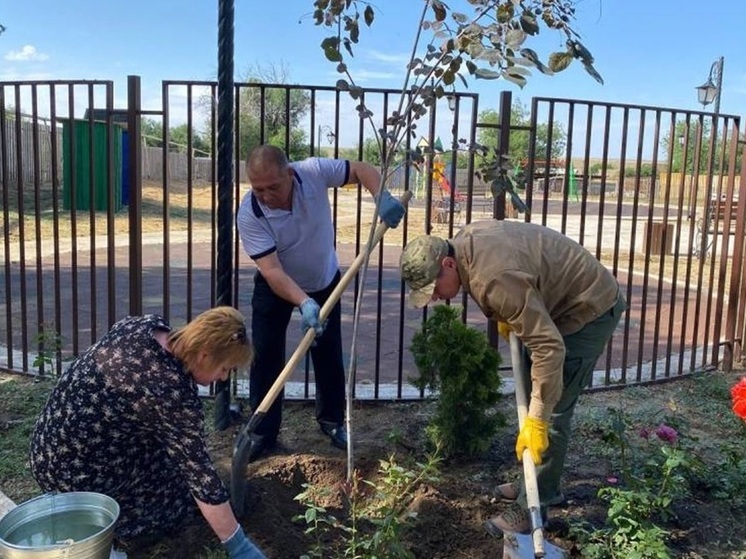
[503,532,568,559]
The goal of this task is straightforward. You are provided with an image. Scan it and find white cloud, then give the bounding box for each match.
[4,45,49,62]
[364,50,410,66]
[341,69,399,82]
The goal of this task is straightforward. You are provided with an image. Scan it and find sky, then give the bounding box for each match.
[2,0,744,150]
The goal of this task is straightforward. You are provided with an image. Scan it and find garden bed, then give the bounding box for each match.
[2,371,746,558]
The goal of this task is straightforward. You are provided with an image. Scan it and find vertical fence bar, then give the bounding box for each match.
[30,85,46,373]
[186,85,195,321]
[105,83,116,329]
[14,91,29,369]
[49,86,63,372]
[127,75,143,316]
[86,84,97,346]
[161,83,171,320]
[0,89,12,370]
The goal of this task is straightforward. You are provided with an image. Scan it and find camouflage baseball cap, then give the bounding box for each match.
[399,235,449,308]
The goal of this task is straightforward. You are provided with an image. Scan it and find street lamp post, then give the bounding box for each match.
[317,124,335,156]
[695,56,724,113]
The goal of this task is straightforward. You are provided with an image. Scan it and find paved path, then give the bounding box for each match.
[1,193,725,395]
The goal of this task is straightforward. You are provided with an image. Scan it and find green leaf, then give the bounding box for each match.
[474,68,502,80]
[342,37,354,57]
[348,20,359,43]
[363,5,374,26]
[519,11,540,35]
[569,40,594,64]
[321,37,342,62]
[505,28,527,49]
[431,0,447,22]
[548,51,573,73]
[496,2,514,23]
[502,71,527,88]
[583,62,604,85]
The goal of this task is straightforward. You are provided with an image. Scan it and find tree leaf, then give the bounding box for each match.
[321,37,342,62]
[503,72,527,88]
[548,51,573,73]
[324,46,342,62]
[496,2,514,23]
[505,29,527,49]
[363,5,374,26]
[431,0,447,22]
[519,48,551,74]
[519,11,540,35]
[583,62,604,85]
[474,68,502,80]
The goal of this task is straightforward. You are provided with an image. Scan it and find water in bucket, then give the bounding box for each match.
[3,509,109,546]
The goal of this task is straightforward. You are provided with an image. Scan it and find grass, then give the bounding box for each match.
[0,374,57,502]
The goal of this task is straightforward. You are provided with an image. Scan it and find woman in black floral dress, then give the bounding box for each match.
[30,306,266,558]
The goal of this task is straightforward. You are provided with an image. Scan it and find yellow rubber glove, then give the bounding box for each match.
[497,321,512,341]
[515,417,549,464]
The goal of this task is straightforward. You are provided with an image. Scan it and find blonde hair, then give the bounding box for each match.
[168,306,253,373]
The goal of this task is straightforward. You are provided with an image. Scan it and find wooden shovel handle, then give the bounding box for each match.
[509,331,546,558]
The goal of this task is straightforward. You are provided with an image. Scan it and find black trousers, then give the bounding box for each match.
[249,270,345,438]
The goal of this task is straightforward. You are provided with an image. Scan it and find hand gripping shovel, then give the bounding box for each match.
[230,191,412,517]
[503,331,567,559]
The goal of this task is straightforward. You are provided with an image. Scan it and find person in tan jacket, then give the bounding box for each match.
[399,219,625,535]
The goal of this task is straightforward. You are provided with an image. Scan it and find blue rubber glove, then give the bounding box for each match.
[222,526,267,559]
[299,298,325,338]
[377,190,405,228]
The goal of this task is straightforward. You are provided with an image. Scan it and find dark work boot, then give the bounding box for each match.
[247,434,277,463]
[319,421,348,450]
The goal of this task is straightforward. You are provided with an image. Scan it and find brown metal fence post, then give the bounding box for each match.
[487,90,512,349]
[127,75,143,316]
[724,130,746,369]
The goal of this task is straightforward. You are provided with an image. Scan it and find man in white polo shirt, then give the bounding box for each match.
[237,145,405,462]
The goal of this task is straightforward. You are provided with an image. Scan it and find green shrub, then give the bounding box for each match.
[409,305,504,457]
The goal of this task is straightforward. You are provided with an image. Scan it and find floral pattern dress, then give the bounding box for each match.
[30,315,229,539]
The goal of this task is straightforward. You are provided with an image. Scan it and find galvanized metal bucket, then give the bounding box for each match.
[0,492,119,559]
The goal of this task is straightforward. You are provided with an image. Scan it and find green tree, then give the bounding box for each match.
[170,123,210,156]
[362,136,382,166]
[141,118,163,148]
[665,120,742,176]
[236,63,311,162]
[476,103,566,169]
[310,0,600,477]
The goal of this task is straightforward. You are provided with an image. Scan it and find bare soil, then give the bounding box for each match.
[117,374,746,559]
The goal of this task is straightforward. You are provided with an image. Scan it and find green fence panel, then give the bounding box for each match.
[62,119,123,212]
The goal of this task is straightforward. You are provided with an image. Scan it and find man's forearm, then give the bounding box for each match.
[261,268,308,307]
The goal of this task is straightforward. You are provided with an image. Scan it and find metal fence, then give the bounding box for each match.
[1,77,745,399]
